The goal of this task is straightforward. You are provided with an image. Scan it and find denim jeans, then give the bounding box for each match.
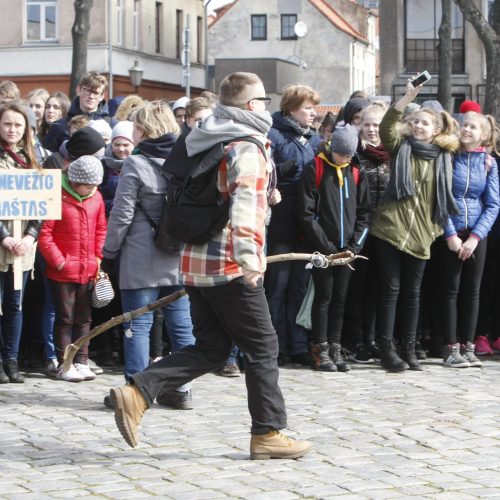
[132,278,287,434]
[121,285,194,384]
[37,252,56,361]
[0,268,29,360]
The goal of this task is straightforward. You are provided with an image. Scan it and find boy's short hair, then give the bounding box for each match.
[219,72,264,109]
[0,80,21,100]
[79,71,108,93]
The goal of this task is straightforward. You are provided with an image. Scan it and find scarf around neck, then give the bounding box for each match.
[283,115,311,136]
[1,142,28,168]
[383,136,457,226]
[213,104,272,137]
[359,142,390,165]
[318,152,350,187]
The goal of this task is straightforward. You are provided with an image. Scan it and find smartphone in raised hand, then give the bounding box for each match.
[411,70,432,88]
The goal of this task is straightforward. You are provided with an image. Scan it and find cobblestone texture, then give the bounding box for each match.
[1,357,500,498]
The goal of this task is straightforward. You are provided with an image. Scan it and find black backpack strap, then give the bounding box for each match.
[224,136,267,158]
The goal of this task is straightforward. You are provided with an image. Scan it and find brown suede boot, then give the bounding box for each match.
[250,431,312,460]
[110,384,148,448]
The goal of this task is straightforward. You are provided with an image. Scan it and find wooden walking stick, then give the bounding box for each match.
[60,251,366,373]
[61,290,187,373]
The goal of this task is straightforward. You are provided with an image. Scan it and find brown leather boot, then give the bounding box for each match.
[110,384,148,448]
[250,431,312,460]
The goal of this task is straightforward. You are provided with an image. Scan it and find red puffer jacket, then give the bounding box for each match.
[39,189,107,284]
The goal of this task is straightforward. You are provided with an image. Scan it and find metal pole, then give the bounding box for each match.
[204,0,212,89]
[107,0,113,99]
[184,14,191,99]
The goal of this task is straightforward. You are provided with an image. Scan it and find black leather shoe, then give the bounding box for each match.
[4,359,24,383]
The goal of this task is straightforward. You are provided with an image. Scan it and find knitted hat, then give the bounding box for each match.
[172,96,190,111]
[111,120,134,143]
[67,127,106,161]
[68,155,104,185]
[342,97,370,125]
[459,100,481,114]
[88,119,112,140]
[330,124,359,157]
[421,100,444,112]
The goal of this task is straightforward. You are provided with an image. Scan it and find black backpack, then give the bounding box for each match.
[155,134,267,252]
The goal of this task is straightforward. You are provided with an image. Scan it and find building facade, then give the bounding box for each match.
[379,0,489,111]
[0,0,206,100]
[208,0,377,108]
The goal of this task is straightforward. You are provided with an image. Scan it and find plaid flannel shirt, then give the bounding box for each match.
[180,137,272,287]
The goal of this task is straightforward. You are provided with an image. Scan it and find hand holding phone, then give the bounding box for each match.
[411,70,432,88]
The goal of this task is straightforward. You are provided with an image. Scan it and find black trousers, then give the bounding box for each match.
[441,237,487,344]
[132,277,287,434]
[374,237,427,342]
[311,264,352,344]
[476,238,500,339]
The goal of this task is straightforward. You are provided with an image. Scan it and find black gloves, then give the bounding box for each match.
[277,159,299,178]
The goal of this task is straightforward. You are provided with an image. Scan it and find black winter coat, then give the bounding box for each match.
[298,158,371,255]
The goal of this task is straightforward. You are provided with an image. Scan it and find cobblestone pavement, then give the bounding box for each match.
[1,356,500,499]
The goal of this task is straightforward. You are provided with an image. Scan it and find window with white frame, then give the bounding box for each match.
[26,0,57,42]
[116,0,123,46]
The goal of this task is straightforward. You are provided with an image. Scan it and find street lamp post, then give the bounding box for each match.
[128,60,144,94]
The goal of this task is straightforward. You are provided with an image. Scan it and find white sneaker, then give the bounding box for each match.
[57,364,84,382]
[88,358,104,375]
[75,363,97,381]
[45,359,59,378]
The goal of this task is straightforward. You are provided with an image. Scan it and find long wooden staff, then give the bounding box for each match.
[61,290,186,373]
[60,251,367,372]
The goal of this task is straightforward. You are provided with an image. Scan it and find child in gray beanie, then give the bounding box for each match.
[297,122,370,374]
[38,154,107,383]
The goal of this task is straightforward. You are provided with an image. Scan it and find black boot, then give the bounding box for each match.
[401,339,423,371]
[4,359,24,383]
[380,340,409,372]
[329,342,351,372]
[311,342,336,372]
[0,361,9,384]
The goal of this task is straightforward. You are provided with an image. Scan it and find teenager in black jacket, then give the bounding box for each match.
[298,124,370,372]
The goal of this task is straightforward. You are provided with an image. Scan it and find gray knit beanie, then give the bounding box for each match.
[68,155,104,185]
[330,124,359,157]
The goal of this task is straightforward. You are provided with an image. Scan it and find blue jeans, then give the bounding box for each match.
[121,285,194,385]
[0,269,29,360]
[37,253,56,361]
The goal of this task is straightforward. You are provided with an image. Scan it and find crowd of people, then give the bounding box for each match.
[1,68,499,458]
[0,71,499,385]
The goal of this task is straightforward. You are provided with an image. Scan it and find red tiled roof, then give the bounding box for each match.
[314,104,343,116]
[208,1,238,28]
[308,0,368,43]
[209,0,368,44]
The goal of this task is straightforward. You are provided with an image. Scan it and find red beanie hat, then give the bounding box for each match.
[459,100,481,114]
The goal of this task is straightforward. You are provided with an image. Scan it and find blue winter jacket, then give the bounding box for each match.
[443,149,500,240]
[267,111,321,197]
